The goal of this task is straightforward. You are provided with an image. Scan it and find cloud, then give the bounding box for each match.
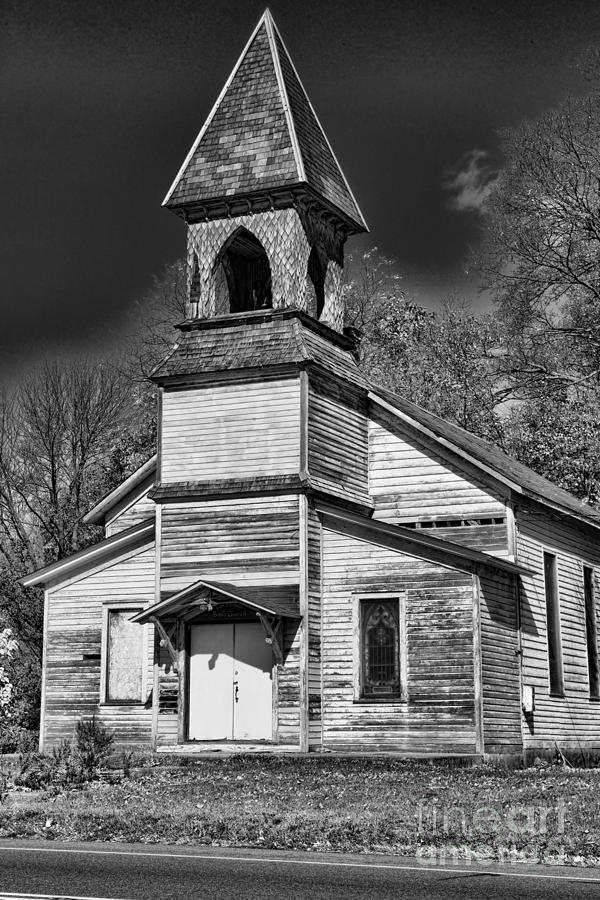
[443,149,498,214]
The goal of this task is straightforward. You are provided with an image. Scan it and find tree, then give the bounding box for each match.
[123,259,188,381]
[504,390,600,507]
[343,249,506,442]
[0,358,139,666]
[478,89,600,398]
[0,629,18,718]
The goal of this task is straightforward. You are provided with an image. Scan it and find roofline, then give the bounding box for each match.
[268,12,369,232]
[315,499,531,577]
[369,388,600,533]
[264,10,305,182]
[369,392,520,496]
[162,11,283,208]
[20,519,155,588]
[83,455,157,525]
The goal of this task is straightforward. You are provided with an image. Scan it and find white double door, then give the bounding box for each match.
[188,621,273,741]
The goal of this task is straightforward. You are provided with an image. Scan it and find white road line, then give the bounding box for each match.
[0,894,129,900]
[0,845,597,884]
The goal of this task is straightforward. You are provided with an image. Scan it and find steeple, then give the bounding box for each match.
[163,10,366,232]
[164,9,367,332]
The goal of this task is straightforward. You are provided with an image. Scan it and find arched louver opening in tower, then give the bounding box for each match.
[189,255,201,316]
[306,246,325,320]
[213,229,272,314]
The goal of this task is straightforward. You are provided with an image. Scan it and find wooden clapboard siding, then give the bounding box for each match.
[307,505,322,748]
[369,407,508,548]
[106,489,156,537]
[321,527,477,753]
[42,546,155,751]
[517,502,600,752]
[307,372,369,505]
[278,618,302,743]
[160,495,300,593]
[155,637,179,747]
[478,571,522,753]
[424,524,507,556]
[161,378,301,483]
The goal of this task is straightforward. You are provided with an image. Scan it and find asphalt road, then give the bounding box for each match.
[0,842,598,900]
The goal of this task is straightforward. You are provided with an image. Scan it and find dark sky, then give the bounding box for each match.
[2,0,600,377]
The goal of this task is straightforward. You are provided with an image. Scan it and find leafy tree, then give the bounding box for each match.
[0,630,18,717]
[344,249,505,442]
[478,89,600,398]
[504,390,600,506]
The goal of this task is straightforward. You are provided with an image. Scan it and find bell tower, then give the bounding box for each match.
[162,9,367,332]
[150,10,371,754]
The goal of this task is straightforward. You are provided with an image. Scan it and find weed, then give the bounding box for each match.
[74,717,113,780]
[120,750,136,778]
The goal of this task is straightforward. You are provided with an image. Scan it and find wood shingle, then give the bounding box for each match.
[163,11,366,232]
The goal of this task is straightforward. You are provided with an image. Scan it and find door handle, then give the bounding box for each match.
[233,681,239,703]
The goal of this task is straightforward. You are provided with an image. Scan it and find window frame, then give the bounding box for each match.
[352,592,407,703]
[583,565,600,700]
[100,605,147,706]
[543,551,565,697]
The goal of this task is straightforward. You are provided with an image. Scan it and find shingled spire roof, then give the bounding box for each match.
[163,9,367,233]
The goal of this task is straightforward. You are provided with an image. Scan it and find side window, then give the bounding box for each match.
[584,566,600,699]
[359,598,404,699]
[543,552,564,696]
[105,609,143,703]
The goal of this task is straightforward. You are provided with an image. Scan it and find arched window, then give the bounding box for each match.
[306,246,325,319]
[360,600,400,697]
[213,229,272,314]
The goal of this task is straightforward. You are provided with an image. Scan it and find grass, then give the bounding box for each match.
[0,755,599,866]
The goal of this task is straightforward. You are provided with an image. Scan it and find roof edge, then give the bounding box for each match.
[315,499,531,577]
[369,392,520,496]
[369,387,600,532]
[162,11,275,208]
[83,455,157,525]
[20,519,155,588]
[265,10,306,182]
[132,577,301,624]
[267,13,368,232]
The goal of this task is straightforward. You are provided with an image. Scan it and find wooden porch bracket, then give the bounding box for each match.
[257,613,284,665]
[150,616,179,672]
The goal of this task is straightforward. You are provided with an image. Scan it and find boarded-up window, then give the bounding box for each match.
[584,566,599,699]
[544,552,564,696]
[360,599,400,698]
[107,610,143,702]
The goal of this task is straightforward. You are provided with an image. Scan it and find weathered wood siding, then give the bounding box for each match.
[278,619,302,744]
[307,373,369,505]
[161,378,301,483]
[160,495,300,593]
[155,636,179,747]
[307,505,322,747]
[321,527,477,753]
[517,502,600,753]
[105,488,156,537]
[158,495,301,743]
[478,571,522,753]
[369,406,508,554]
[42,545,155,751]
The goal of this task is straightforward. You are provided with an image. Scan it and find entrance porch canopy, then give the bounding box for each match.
[131,579,300,626]
[131,579,300,667]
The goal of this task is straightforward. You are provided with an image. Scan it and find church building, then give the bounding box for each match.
[23,11,600,761]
